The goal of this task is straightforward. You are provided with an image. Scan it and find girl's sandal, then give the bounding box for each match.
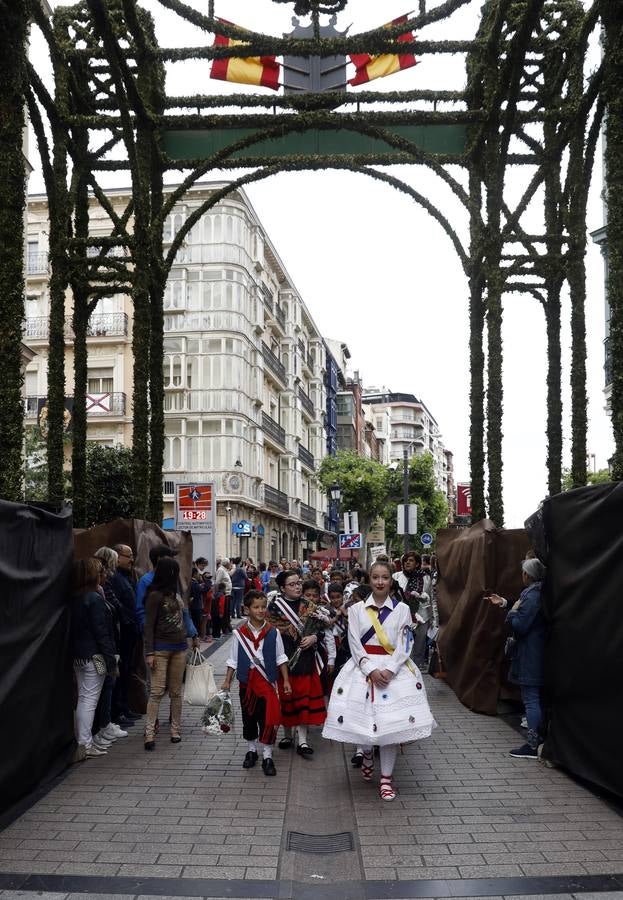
[379,776,397,801]
[362,753,374,782]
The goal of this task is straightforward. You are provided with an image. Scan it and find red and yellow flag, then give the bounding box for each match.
[349,14,417,86]
[210,19,280,91]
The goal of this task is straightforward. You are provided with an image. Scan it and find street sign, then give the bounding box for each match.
[369,545,387,563]
[421,532,433,547]
[367,517,386,543]
[343,511,359,534]
[457,483,472,516]
[397,503,418,535]
[175,482,217,574]
[339,532,362,550]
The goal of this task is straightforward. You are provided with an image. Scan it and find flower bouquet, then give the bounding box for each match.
[288,601,331,670]
[201,690,235,735]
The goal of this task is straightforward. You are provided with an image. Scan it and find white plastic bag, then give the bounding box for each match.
[184,649,217,706]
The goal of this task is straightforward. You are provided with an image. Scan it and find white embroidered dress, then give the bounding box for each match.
[322,596,437,746]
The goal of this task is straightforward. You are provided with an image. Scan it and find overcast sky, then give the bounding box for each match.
[31,1,612,527]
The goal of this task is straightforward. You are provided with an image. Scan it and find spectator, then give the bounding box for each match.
[135,544,178,630]
[488,558,547,759]
[93,547,129,748]
[190,566,209,636]
[394,551,432,668]
[108,544,142,728]
[71,558,117,758]
[246,565,263,593]
[144,558,199,750]
[231,557,247,619]
[214,557,233,633]
[261,561,279,593]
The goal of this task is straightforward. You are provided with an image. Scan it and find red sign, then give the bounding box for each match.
[175,483,214,532]
[456,482,472,517]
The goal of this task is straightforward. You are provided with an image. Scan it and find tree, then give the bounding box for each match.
[317,451,390,538]
[561,467,611,492]
[84,444,134,527]
[23,426,72,503]
[385,453,449,553]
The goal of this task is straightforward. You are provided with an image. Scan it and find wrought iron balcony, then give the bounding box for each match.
[264,484,289,514]
[300,502,316,525]
[262,342,287,384]
[298,444,315,470]
[24,392,126,417]
[307,351,314,371]
[26,252,49,275]
[261,411,286,448]
[298,386,314,418]
[261,283,274,313]
[275,303,286,329]
[86,313,129,337]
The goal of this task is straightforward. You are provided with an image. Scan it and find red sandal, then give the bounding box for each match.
[379,775,396,801]
[362,752,374,782]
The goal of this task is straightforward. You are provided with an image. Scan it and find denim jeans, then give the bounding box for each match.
[521,683,542,748]
[232,588,244,618]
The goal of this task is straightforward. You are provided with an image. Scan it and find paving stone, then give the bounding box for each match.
[459,863,525,877]
[116,863,182,877]
[179,865,246,878]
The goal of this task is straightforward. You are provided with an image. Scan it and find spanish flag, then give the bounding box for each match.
[210,19,280,91]
[349,14,417,87]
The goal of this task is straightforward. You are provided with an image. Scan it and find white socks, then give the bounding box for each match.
[248,741,257,753]
[296,725,308,746]
[380,744,397,777]
[260,743,273,759]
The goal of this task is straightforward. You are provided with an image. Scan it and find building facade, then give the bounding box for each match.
[24,183,332,561]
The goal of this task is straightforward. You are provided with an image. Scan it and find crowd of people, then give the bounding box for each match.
[70,545,546,796]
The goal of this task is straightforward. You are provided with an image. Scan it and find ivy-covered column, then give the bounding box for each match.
[603,3,623,478]
[0,3,28,501]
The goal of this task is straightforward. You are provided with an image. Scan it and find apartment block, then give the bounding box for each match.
[23,183,333,561]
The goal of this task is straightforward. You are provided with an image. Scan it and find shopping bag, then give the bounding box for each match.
[184,649,217,706]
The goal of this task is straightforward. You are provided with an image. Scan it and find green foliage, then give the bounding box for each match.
[23,426,71,502]
[84,443,134,527]
[317,451,390,533]
[385,453,449,552]
[561,467,611,491]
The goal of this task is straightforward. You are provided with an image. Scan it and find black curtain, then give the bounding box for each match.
[542,482,623,799]
[0,500,75,816]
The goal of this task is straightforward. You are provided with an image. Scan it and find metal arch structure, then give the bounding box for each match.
[5,0,620,525]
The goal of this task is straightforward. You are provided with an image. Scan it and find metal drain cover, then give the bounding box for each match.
[287,831,354,854]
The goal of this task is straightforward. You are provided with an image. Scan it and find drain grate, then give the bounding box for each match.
[287,831,354,854]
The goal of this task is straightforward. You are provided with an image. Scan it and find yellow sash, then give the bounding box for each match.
[365,607,417,677]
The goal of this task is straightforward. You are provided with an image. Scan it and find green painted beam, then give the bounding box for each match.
[162,124,468,163]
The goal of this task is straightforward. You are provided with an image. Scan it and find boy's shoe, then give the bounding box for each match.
[351,751,364,768]
[509,743,538,759]
[85,745,107,757]
[296,744,314,757]
[262,758,277,776]
[278,736,293,749]
[243,750,259,768]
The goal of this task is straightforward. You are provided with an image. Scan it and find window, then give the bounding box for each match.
[87,367,114,393]
[24,369,38,395]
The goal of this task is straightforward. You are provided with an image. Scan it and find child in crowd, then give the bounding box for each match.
[302,579,335,701]
[323,560,436,800]
[222,590,292,776]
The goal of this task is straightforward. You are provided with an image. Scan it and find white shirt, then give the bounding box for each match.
[225,623,288,673]
[347,596,412,677]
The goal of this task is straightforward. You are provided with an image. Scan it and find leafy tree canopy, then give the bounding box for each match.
[385,452,449,552]
[317,450,390,531]
[562,467,611,491]
[23,426,71,502]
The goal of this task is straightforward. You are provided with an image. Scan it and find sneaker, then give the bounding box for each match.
[85,745,107,757]
[104,723,128,739]
[509,743,538,759]
[98,727,117,743]
[92,735,113,750]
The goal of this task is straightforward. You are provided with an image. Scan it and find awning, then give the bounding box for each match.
[308,549,360,562]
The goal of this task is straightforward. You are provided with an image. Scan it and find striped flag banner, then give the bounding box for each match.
[210,18,280,91]
[349,13,417,86]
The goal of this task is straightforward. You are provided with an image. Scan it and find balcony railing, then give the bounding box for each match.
[264,484,289,514]
[307,352,314,371]
[26,252,49,275]
[25,392,126,418]
[275,304,286,329]
[298,386,314,418]
[262,342,287,384]
[261,283,274,313]
[300,502,317,525]
[261,411,286,448]
[23,313,128,341]
[298,444,315,470]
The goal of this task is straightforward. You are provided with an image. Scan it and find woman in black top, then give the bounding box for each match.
[71,558,116,758]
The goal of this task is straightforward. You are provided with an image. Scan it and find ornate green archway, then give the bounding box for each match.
[1,0,620,526]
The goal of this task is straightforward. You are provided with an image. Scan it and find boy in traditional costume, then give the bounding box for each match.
[323,560,436,800]
[222,590,291,776]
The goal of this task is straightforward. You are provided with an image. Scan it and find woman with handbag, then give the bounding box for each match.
[71,558,117,758]
[488,557,547,758]
[143,557,199,750]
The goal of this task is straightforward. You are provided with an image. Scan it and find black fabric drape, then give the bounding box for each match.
[0,500,75,816]
[542,482,623,798]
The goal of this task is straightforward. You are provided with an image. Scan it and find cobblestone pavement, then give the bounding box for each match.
[1,636,622,900]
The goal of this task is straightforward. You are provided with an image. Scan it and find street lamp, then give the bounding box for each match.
[329,482,341,567]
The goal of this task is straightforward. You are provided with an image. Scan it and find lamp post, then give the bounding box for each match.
[330,481,341,568]
[403,447,410,555]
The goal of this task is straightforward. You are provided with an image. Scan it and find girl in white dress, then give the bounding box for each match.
[322,560,436,800]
